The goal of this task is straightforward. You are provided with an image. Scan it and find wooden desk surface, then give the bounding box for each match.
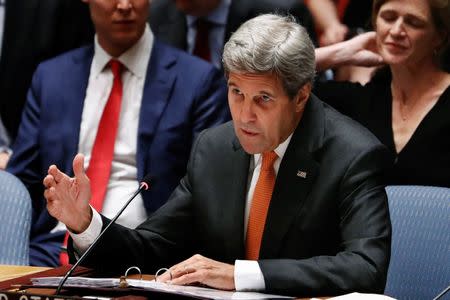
[0,265,51,281]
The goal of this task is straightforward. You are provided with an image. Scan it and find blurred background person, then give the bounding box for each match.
[149,0,314,69]
[305,0,375,83]
[7,0,229,267]
[0,0,94,142]
[315,0,450,187]
[304,0,349,47]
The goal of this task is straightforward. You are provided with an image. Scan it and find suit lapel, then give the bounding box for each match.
[220,137,250,259]
[136,41,176,180]
[259,96,323,258]
[62,47,93,174]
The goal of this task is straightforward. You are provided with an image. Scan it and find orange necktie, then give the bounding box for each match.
[245,151,278,260]
[59,59,123,265]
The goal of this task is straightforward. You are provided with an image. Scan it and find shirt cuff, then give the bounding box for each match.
[70,207,103,253]
[234,260,266,291]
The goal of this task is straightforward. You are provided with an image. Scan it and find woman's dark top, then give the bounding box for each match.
[314,69,450,187]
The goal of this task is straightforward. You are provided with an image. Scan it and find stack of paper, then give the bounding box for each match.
[31,276,294,300]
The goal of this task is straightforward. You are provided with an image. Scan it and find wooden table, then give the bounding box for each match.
[0,265,50,281]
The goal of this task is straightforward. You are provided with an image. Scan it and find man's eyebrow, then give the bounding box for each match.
[258,90,276,97]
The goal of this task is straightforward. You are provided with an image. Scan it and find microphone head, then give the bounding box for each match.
[140,174,155,190]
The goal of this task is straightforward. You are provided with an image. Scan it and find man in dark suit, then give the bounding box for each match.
[8,0,229,267]
[149,0,314,69]
[44,14,391,297]
[0,0,94,141]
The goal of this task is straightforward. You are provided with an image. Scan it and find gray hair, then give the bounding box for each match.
[222,14,316,99]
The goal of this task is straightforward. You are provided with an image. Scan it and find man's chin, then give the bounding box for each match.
[239,139,265,155]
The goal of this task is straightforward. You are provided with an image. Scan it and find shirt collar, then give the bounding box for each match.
[186,0,231,27]
[253,133,293,166]
[91,24,154,78]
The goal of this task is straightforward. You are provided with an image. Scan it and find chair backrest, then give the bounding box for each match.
[0,170,31,265]
[385,185,450,300]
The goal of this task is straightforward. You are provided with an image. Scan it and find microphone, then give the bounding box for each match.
[433,284,450,300]
[56,174,155,294]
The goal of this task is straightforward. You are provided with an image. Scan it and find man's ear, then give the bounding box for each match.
[294,82,312,113]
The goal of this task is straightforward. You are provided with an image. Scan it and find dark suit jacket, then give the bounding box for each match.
[149,0,315,54]
[0,0,94,140]
[7,40,230,267]
[73,96,392,297]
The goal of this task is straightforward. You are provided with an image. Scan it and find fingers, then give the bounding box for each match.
[169,269,208,287]
[44,185,56,201]
[157,255,235,290]
[320,24,348,46]
[47,164,65,183]
[346,31,376,50]
[156,269,172,282]
[157,254,205,283]
[43,174,56,189]
[355,50,384,66]
[73,153,86,179]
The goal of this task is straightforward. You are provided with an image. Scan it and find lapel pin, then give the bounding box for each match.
[296,170,307,178]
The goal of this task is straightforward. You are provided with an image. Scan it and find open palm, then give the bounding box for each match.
[44,153,93,233]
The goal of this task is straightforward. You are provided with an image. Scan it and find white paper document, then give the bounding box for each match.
[31,276,294,300]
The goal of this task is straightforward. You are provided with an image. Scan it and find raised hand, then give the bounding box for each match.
[43,153,93,233]
[320,23,348,46]
[345,31,383,67]
[316,31,384,71]
[157,254,235,291]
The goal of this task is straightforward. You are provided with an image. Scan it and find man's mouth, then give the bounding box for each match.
[241,128,259,136]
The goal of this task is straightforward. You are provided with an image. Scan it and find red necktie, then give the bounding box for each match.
[245,151,278,260]
[59,59,123,265]
[193,18,212,61]
[86,59,123,212]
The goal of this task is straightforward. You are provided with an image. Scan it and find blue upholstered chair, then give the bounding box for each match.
[0,170,31,265]
[385,185,450,300]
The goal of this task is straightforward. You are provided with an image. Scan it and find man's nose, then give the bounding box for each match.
[239,100,256,123]
[117,0,133,11]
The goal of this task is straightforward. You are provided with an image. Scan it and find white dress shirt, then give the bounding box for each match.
[54,25,154,234]
[72,129,293,291]
[234,134,293,291]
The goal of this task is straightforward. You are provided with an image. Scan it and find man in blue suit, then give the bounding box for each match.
[7,0,229,267]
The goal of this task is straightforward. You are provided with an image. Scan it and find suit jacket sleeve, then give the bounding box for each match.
[7,67,45,219]
[6,64,68,267]
[70,131,211,274]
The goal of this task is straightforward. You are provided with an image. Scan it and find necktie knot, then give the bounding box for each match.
[261,151,278,171]
[109,59,123,78]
